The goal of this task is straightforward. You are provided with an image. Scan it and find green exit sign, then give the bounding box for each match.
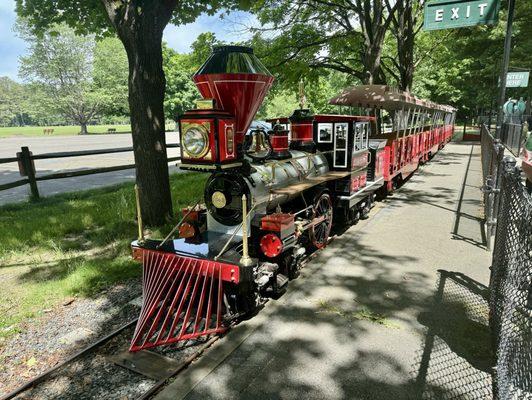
[424,0,500,31]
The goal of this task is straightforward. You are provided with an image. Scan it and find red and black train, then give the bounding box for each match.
[129,46,455,351]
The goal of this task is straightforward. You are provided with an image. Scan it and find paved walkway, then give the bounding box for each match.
[0,133,180,205]
[156,143,493,400]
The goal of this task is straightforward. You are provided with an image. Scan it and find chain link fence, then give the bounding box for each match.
[500,121,528,157]
[489,158,532,399]
[481,125,505,249]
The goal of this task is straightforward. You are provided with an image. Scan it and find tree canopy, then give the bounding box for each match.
[247,0,531,119]
[14,0,254,225]
[18,23,101,134]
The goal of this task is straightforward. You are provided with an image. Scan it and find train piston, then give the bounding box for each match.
[129,244,239,352]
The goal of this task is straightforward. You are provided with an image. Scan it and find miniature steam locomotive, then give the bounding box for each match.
[129,46,456,352]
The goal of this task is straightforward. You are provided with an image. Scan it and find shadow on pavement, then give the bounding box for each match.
[177,236,493,400]
[414,270,492,399]
[4,144,493,399]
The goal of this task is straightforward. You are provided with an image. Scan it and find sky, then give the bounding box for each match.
[0,0,257,81]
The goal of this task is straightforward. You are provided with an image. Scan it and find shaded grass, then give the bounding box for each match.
[0,172,207,339]
[317,299,400,329]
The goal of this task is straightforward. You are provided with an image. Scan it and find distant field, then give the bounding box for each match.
[0,125,132,138]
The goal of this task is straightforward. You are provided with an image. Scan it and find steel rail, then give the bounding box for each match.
[135,335,220,400]
[0,319,138,400]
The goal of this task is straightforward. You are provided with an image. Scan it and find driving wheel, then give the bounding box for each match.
[310,192,333,249]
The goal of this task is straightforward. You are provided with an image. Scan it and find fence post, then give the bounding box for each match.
[20,146,39,200]
[463,117,467,137]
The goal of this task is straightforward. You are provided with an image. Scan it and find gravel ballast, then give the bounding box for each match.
[0,280,142,397]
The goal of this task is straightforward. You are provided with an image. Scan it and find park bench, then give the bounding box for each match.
[108,128,117,134]
[43,128,54,135]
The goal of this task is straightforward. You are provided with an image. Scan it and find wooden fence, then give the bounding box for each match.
[0,144,180,200]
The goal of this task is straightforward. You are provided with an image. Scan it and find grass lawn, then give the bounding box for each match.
[0,172,207,341]
[0,124,179,138]
[452,127,480,142]
[0,125,134,138]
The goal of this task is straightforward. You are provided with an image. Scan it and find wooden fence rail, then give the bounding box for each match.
[0,144,180,200]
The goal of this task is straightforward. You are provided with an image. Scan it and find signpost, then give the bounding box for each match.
[495,0,515,138]
[424,0,500,31]
[424,0,514,140]
[506,72,530,88]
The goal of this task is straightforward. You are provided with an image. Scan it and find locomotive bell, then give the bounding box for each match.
[246,129,272,160]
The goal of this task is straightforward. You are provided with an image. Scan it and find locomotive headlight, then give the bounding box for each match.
[182,125,209,158]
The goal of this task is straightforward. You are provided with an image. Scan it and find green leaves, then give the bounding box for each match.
[92,37,129,117]
[162,44,199,120]
[17,23,102,129]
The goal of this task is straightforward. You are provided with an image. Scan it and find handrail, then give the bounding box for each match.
[157,200,202,249]
[214,203,257,261]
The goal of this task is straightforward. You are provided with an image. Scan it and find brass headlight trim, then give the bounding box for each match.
[181,122,210,159]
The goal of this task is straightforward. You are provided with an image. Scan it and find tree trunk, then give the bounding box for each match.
[113,5,173,226]
[393,0,417,91]
[80,123,88,135]
[363,45,386,85]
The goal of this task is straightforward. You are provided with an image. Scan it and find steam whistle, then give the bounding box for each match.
[299,79,307,110]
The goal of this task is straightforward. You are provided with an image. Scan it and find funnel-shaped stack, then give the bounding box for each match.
[193,46,274,141]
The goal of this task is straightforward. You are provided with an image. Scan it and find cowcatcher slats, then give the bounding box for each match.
[130,249,228,352]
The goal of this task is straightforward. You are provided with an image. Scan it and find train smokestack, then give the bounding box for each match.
[193,46,274,145]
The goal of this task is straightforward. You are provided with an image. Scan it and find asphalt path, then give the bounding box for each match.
[0,133,181,205]
[155,143,492,400]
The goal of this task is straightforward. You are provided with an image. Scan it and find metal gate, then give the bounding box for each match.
[480,125,505,249]
[489,158,532,399]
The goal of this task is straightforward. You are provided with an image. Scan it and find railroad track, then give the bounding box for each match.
[1,320,135,400]
[1,206,378,400]
[1,318,220,400]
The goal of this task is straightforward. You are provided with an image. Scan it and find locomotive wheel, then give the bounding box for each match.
[360,196,372,220]
[310,192,333,249]
[350,207,360,224]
